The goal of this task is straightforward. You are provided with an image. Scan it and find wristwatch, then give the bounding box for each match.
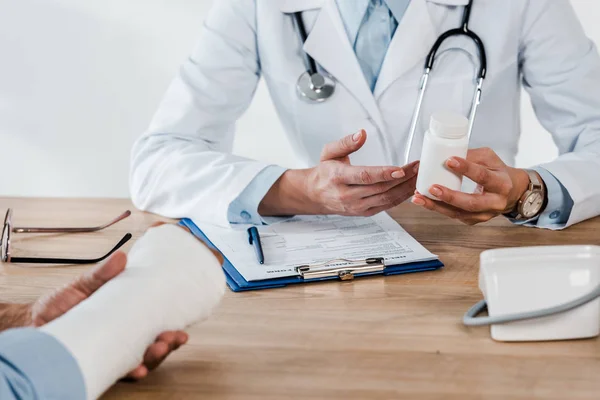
[504,170,547,221]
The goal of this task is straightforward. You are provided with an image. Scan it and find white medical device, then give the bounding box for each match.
[463,245,600,342]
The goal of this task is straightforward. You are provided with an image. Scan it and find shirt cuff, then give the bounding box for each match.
[509,167,574,230]
[0,328,86,400]
[227,166,291,225]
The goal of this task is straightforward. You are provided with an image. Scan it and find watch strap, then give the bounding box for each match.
[527,169,543,192]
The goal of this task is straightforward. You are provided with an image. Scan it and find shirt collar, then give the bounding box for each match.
[386,0,411,23]
[335,0,369,46]
[336,0,411,46]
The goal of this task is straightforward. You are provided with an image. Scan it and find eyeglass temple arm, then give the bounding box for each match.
[9,233,133,265]
[12,211,131,234]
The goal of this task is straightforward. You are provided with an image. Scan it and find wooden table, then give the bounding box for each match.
[1,198,600,400]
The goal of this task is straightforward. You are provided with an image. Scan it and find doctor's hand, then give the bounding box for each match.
[259,130,419,217]
[411,147,531,225]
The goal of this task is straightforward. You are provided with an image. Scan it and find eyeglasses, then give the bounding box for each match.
[1,209,132,264]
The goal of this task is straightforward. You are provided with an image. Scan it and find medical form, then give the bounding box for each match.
[196,213,438,282]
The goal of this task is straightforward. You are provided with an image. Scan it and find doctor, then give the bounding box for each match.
[131,0,600,229]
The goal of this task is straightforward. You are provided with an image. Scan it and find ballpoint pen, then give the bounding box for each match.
[247,226,265,264]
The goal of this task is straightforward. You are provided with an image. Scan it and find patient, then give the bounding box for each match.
[0,223,225,400]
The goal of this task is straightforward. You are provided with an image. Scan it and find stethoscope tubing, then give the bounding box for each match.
[292,0,488,166]
[403,0,486,165]
[293,12,318,75]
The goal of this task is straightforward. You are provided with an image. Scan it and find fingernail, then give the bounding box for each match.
[413,163,420,173]
[412,197,425,206]
[446,158,460,168]
[353,131,363,141]
[391,170,405,179]
[429,186,442,197]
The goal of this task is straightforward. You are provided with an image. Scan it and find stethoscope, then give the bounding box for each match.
[293,0,488,164]
[293,12,336,102]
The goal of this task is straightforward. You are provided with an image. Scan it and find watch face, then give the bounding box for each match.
[522,192,544,218]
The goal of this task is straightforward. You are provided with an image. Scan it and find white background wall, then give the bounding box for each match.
[0,0,598,198]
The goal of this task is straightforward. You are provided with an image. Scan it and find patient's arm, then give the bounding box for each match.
[40,224,225,399]
[0,249,189,380]
[0,224,225,400]
[0,303,31,331]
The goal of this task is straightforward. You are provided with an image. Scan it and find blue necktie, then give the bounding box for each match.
[353,0,406,91]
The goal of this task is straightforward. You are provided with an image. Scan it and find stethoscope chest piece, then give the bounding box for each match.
[296,71,335,102]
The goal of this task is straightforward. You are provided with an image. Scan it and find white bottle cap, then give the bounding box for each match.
[430,112,469,139]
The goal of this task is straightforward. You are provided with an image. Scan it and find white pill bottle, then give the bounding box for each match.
[416,112,469,200]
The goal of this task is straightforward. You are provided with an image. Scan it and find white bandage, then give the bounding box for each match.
[40,224,225,400]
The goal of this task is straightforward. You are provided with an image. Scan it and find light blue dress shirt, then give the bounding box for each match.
[0,328,86,399]
[338,0,407,91]
[227,0,574,229]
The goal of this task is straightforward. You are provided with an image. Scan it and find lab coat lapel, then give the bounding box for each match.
[302,0,387,135]
[374,0,441,99]
[279,0,324,13]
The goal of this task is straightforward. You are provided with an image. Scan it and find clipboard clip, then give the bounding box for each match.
[295,257,385,281]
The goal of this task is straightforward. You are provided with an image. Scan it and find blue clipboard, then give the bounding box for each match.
[180,218,444,292]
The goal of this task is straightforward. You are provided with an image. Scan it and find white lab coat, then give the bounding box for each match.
[130,0,600,228]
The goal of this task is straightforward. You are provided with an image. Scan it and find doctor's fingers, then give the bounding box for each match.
[445,157,512,195]
[339,161,419,186]
[428,184,509,213]
[347,179,405,200]
[321,130,367,161]
[346,161,420,196]
[337,165,407,185]
[465,147,505,167]
[357,175,418,212]
[412,194,496,225]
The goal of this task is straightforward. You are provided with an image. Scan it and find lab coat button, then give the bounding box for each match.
[240,211,252,220]
[550,210,560,220]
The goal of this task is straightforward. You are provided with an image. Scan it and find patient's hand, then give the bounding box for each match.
[31,248,188,380]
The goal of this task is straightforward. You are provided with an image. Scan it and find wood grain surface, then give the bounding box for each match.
[1,197,599,400]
